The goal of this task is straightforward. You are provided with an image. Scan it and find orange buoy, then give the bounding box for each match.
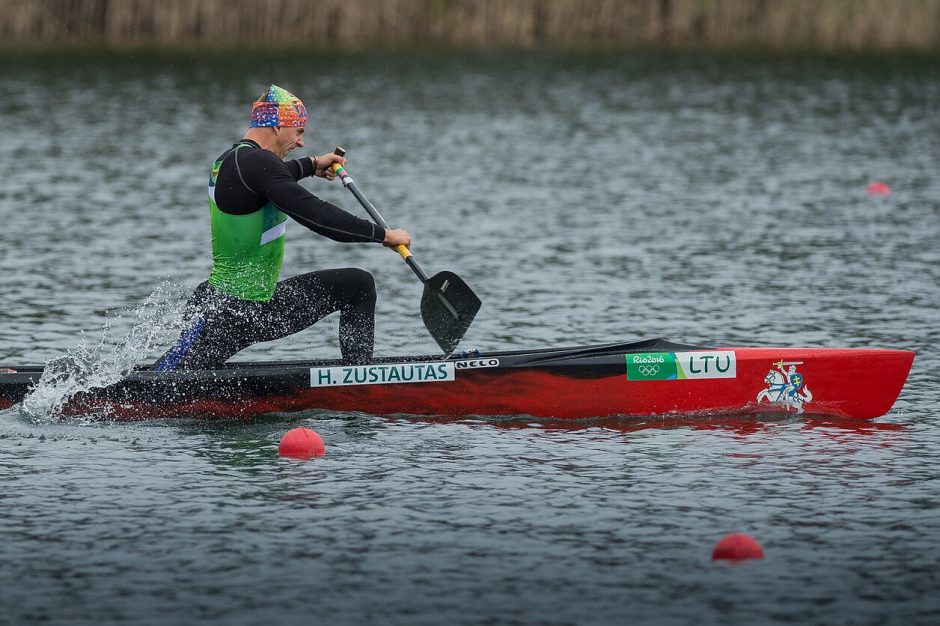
[866,181,891,196]
[712,533,764,561]
[278,427,325,459]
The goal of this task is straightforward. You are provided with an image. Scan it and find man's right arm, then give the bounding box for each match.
[383,228,412,247]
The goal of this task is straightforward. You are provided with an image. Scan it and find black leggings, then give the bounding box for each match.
[154,268,376,370]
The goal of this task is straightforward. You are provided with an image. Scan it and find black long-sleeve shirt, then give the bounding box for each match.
[214,139,384,243]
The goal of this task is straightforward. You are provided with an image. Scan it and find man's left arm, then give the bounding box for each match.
[285,153,347,182]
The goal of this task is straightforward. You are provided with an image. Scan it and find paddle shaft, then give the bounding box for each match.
[331,147,430,283]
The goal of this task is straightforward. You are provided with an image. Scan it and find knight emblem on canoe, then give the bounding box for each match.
[757,360,813,414]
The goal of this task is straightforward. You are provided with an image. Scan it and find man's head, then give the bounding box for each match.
[248,85,308,158]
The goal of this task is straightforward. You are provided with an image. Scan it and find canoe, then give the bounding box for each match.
[0,339,914,421]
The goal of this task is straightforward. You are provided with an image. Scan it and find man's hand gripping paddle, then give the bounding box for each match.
[330,147,481,356]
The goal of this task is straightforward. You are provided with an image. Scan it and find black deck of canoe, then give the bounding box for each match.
[0,338,706,407]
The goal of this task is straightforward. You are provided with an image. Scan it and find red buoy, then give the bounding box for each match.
[278,427,325,459]
[712,533,764,561]
[866,181,891,196]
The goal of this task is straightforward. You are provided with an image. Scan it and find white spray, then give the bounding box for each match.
[20,283,188,422]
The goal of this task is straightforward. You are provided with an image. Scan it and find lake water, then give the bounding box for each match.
[1,49,938,625]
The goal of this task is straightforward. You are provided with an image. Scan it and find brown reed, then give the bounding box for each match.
[0,0,937,52]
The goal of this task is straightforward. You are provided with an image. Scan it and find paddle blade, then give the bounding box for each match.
[420,271,482,355]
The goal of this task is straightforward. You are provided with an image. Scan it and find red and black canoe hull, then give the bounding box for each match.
[0,339,915,422]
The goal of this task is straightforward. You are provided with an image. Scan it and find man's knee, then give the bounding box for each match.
[348,268,376,304]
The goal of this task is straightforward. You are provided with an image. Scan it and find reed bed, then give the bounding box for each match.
[1,0,938,52]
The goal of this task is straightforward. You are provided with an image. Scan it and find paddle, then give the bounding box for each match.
[329,147,481,356]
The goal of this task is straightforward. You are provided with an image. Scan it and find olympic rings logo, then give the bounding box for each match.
[638,365,660,376]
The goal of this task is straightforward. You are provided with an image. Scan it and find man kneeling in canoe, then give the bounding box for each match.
[155,85,411,370]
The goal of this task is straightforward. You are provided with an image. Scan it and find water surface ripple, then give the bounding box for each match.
[1,50,938,625]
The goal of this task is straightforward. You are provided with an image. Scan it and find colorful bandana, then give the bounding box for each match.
[249,85,308,128]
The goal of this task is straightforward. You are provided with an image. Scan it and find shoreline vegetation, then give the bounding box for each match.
[0,0,938,54]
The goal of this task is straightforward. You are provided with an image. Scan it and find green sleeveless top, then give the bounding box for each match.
[207,143,288,301]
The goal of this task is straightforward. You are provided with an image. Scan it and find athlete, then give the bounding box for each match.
[155,85,411,370]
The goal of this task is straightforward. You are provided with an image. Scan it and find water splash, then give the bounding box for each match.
[20,283,188,422]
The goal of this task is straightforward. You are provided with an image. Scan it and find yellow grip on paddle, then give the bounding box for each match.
[395,244,412,261]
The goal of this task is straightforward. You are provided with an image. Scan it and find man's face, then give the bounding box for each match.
[275,125,305,158]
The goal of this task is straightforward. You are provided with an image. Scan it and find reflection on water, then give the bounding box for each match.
[392,413,910,436]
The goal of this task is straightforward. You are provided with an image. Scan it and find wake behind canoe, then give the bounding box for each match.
[0,339,914,421]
